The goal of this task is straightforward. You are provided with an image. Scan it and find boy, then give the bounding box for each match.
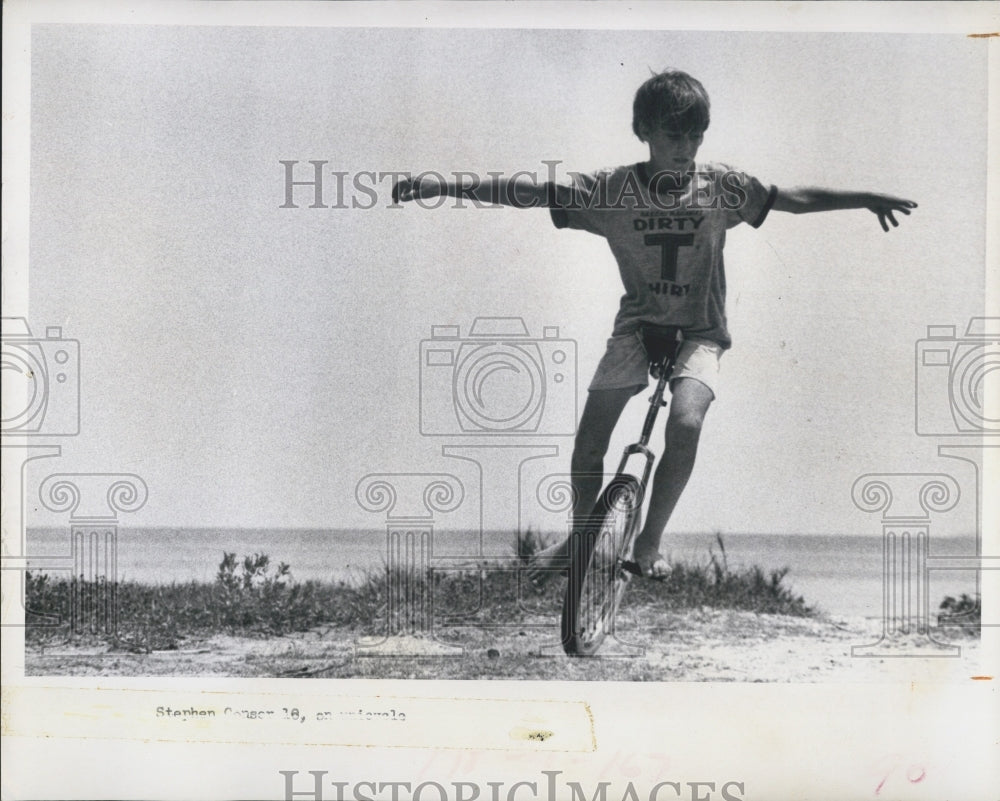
[393,70,916,581]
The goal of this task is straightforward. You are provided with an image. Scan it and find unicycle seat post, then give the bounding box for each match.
[638,356,673,447]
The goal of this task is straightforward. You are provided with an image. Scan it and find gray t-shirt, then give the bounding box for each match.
[550,162,776,348]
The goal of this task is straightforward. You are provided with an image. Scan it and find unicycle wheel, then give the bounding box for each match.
[561,476,642,656]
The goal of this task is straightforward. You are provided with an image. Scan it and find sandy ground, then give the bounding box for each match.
[24,610,984,682]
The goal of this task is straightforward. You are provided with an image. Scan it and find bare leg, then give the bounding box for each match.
[526,386,635,582]
[632,378,714,575]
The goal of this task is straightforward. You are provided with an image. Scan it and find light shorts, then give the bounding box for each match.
[587,331,723,398]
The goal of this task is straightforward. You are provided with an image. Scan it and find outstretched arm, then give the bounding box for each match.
[392,174,557,208]
[772,187,917,232]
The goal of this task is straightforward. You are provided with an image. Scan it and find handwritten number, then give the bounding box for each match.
[875,761,926,795]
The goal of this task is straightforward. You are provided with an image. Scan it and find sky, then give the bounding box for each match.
[11,22,993,537]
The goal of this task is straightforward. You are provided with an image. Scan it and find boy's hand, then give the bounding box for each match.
[392,175,441,204]
[862,193,918,232]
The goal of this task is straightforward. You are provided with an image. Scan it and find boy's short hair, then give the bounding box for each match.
[632,70,711,140]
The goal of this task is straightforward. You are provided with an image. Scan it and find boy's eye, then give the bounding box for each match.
[665,132,703,143]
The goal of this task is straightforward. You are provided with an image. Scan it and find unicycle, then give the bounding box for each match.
[561,325,681,656]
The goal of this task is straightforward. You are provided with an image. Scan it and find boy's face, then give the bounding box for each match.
[642,126,705,172]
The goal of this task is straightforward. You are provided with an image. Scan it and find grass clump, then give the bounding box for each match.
[25,551,386,652]
[516,528,813,617]
[937,593,981,637]
[25,532,816,653]
[601,532,812,617]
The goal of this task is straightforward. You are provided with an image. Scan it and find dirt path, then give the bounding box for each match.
[25,611,982,682]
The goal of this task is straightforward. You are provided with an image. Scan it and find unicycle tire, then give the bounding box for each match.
[561,475,642,656]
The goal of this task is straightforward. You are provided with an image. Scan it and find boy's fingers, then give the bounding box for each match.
[394,181,417,204]
[394,180,411,203]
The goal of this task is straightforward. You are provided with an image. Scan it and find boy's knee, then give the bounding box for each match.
[667,409,706,440]
[667,378,713,439]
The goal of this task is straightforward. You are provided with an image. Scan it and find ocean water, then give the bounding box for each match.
[25,527,980,619]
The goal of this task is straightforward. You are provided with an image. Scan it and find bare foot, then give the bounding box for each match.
[632,545,672,580]
[525,539,570,585]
